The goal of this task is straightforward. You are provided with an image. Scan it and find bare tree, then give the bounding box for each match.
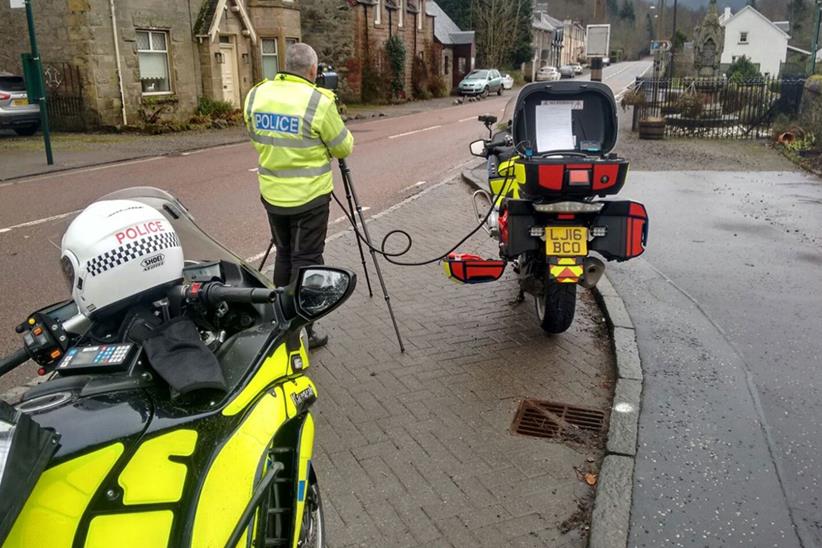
[473,0,529,67]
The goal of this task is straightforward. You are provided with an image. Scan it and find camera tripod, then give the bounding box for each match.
[259,159,405,353]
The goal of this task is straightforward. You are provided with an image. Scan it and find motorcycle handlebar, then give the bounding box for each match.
[0,347,30,377]
[180,283,279,307]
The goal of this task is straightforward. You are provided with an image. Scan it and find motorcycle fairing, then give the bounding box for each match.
[4,443,124,546]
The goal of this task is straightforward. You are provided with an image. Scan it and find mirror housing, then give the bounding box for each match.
[469,140,487,157]
[293,266,356,321]
[478,114,498,125]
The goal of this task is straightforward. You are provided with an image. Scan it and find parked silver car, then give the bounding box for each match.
[535,66,561,82]
[0,73,39,136]
[559,65,575,79]
[458,69,504,97]
[501,73,514,90]
[572,63,584,75]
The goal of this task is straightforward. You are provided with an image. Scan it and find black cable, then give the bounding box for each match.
[331,167,515,267]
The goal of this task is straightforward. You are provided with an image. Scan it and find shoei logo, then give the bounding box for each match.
[141,253,165,271]
[255,112,300,134]
[116,220,166,245]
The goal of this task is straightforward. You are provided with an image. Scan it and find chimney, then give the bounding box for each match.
[724,7,731,19]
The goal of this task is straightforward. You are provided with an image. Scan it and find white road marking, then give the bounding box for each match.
[458,116,476,123]
[0,209,82,235]
[400,181,428,192]
[388,125,442,139]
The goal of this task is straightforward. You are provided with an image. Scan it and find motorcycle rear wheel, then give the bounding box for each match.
[535,281,577,333]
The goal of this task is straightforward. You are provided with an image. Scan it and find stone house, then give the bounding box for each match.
[0,0,300,129]
[308,0,435,102]
[561,20,585,66]
[426,0,474,94]
[530,11,563,79]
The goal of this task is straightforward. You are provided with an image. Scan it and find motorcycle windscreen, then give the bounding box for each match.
[0,400,60,542]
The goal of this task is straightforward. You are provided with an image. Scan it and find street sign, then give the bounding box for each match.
[650,40,672,52]
[9,0,24,8]
[586,24,611,58]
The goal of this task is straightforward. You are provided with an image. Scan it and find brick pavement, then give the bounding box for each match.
[310,178,615,547]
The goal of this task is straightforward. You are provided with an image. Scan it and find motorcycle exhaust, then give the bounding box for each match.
[579,256,605,289]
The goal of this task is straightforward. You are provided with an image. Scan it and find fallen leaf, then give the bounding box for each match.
[584,473,598,486]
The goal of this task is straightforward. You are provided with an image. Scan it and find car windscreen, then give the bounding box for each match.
[466,70,488,80]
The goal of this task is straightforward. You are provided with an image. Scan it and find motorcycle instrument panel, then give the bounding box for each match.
[57,343,137,373]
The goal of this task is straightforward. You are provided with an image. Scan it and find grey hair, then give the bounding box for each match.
[285,43,318,78]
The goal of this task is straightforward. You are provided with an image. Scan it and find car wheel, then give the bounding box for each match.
[481,86,489,98]
[14,125,38,136]
[497,86,502,96]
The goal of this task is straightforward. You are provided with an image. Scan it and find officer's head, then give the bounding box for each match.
[286,43,318,83]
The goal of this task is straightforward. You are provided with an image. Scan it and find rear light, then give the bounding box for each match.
[498,209,509,244]
[0,92,10,101]
[533,202,604,213]
[568,170,590,186]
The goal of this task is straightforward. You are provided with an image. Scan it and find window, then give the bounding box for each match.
[418,0,424,30]
[375,0,381,24]
[739,32,748,43]
[262,38,279,79]
[399,0,404,27]
[137,30,171,94]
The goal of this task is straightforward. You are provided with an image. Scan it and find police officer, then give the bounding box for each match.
[244,43,354,349]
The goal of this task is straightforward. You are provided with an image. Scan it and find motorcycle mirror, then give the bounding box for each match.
[469,140,487,157]
[478,114,497,125]
[294,266,357,321]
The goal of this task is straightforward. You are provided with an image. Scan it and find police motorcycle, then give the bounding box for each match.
[445,81,648,333]
[0,187,356,548]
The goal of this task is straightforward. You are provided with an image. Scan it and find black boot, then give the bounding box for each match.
[306,323,328,350]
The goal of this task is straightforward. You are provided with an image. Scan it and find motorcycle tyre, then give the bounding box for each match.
[298,480,325,548]
[535,281,576,334]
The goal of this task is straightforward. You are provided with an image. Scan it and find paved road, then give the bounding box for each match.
[0,60,650,393]
[607,170,822,547]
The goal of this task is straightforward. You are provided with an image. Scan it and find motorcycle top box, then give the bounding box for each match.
[495,81,628,199]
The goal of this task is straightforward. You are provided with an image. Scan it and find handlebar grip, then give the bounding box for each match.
[205,285,277,305]
[0,347,30,377]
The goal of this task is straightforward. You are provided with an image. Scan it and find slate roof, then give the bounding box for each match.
[427,1,475,46]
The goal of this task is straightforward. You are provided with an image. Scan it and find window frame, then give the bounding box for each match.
[375,0,382,25]
[739,31,748,44]
[137,29,173,96]
[399,0,404,27]
[261,37,279,80]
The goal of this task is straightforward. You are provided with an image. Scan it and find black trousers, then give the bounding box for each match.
[266,202,330,287]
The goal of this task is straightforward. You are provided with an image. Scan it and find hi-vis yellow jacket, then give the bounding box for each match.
[243,73,354,209]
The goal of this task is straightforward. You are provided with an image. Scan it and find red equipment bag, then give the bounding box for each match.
[442,253,507,284]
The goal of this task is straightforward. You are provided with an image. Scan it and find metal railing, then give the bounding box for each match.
[630,76,806,139]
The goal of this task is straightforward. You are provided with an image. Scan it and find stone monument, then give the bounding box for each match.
[693,0,724,78]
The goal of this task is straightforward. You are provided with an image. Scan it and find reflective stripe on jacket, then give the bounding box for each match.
[243,73,354,209]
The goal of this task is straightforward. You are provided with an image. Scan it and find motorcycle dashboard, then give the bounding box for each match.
[183,260,224,283]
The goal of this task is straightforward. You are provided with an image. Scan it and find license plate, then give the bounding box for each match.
[12,98,28,107]
[546,227,588,256]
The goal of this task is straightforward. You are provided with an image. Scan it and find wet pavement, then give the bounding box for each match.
[608,170,822,547]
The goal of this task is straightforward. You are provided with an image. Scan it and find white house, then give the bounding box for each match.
[719,6,790,76]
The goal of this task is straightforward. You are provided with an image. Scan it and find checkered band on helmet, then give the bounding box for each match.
[86,232,181,277]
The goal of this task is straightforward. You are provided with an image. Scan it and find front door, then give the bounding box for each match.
[220,44,241,106]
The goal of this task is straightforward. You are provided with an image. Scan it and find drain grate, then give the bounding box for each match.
[511,399,606,441]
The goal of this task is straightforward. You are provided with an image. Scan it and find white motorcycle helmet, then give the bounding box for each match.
[60,199,184,318]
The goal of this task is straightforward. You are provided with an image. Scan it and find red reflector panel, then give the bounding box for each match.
[499,210,509,244]
[625,218,646,257]
[557,214,575,220]
[593,164,620,191]
[568,170,590,186]
[629,202,647,218]
[538,165,564,190]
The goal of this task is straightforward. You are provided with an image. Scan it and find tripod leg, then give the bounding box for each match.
[339,159,406,353]
[258,238,276,272]
[341,173,374,298]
